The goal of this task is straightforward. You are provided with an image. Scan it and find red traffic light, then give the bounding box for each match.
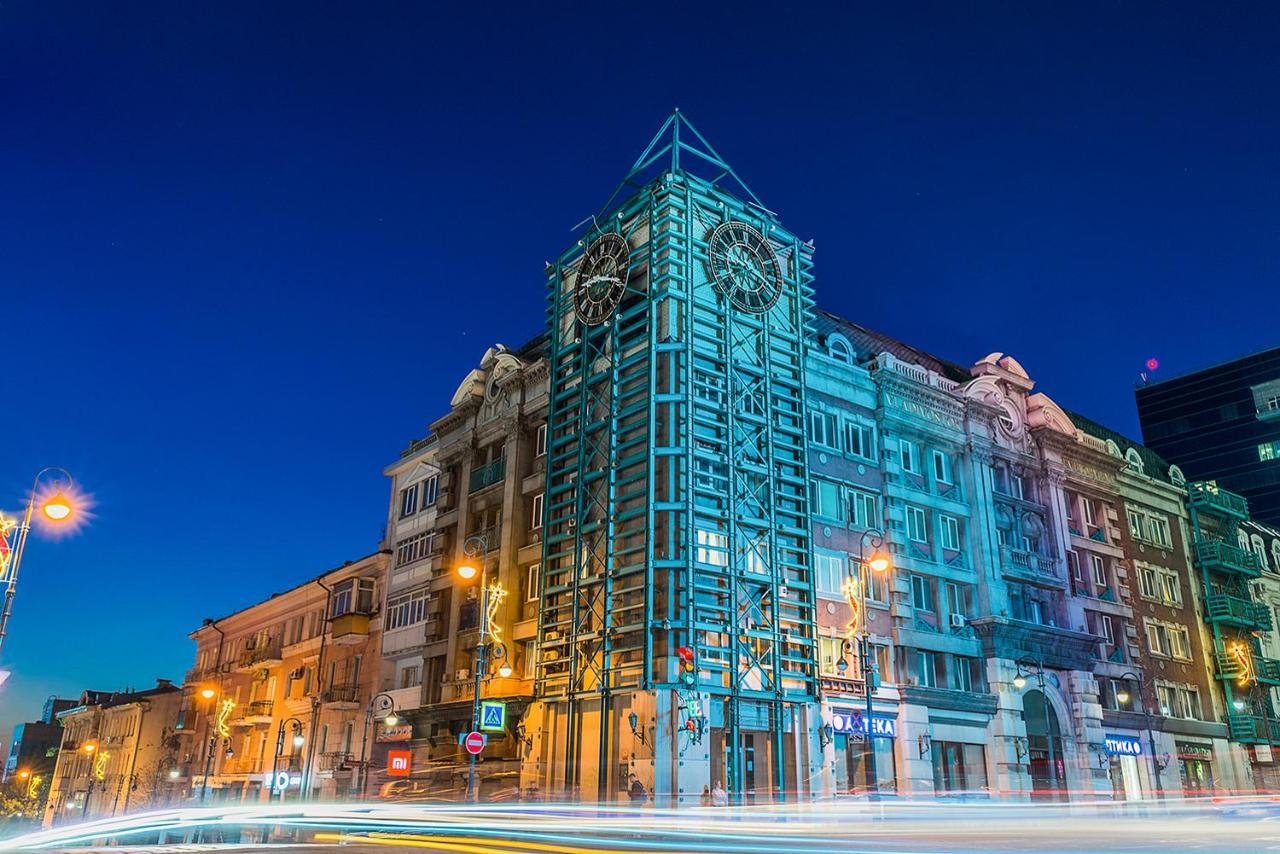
[677,646,694,662]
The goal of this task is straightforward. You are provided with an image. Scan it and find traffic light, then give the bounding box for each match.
[677,646,695,687]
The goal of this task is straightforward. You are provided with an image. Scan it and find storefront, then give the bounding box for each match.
[930,739,988,794]
[1105,733,1144,801]
[830,708,897,794]
[1177,741,1215,793]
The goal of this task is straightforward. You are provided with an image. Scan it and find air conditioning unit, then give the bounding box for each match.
[949,614,966,629]
[455,669,470,681]
[290,668,305,679]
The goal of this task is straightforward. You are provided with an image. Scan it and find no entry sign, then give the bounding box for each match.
[463,731,487,755]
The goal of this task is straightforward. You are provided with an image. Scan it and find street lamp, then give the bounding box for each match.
[456,533,498,803]
[359,692,399,799]
[270,717,305,801]
[81,741,99,818]
[0,468,83,657]
[1013,655,1059,799]
[1116,671,1167,798]
[843,528,892,797]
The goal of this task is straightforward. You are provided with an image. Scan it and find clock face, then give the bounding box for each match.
[573,232,630,326]
[706,221,784,314]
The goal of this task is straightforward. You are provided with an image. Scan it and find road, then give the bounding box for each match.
[5,799,1280,852]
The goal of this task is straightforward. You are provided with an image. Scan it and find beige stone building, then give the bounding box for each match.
[180,551,387,802]
[43,683,183,826]
[376,342,548,799]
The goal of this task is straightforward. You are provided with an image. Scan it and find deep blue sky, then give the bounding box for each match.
[2,2,1278,739]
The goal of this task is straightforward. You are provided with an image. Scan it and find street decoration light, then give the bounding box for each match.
[270,717,305,801]
[359,692,399,799]
[0,468,88,657]
[456,533,505,803]
[836,528,892,797]
[1116,670,1169,798]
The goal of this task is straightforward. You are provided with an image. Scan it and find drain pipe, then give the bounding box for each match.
[302,578,332,798]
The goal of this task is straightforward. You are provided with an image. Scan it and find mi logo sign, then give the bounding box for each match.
[387,749,412,776]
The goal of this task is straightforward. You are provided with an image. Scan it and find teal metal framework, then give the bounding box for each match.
[536,113,819,799]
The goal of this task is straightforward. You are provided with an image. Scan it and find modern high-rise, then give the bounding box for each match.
[1136,348,1280,528]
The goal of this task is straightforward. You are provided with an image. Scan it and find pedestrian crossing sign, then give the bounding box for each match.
[480,700,506,732]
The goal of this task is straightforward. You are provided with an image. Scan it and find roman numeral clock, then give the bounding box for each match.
[573,232,630,325]
[705,220,785,314]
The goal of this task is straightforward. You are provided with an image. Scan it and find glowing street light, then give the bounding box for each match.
[866,549,891,574]
[16,769,29,780]
[456,562,479,581]
[199,687,217,700]
[0,468,89,657]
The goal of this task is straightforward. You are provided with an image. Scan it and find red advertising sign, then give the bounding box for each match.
[387,749,412,776]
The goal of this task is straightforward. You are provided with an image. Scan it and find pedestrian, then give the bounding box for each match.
[700,784,711,806]
[711,780,727,807]
[628,773,648,805]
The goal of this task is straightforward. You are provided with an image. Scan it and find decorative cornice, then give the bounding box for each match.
[969,616,1099,671]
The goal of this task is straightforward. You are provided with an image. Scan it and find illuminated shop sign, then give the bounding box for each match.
[831,708,896,738]
[1104,735,1142,756]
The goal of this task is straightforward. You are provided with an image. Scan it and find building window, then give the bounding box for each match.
[931,742,988,794]
[399,665,421,689]
[1066,550,1083,583]
[844,420,875,461]
[696,529,729,567]
[1100,614,1115,646]
[386,588,429,630]
[906,506,928,543]
[900,439,920,475]
[531,493,544,530]
[1127,508,1146,542]
[809,410,838,449]
[420,475,439,508]
[848,488,878,529]
[526,564,539,602]
[395,532,436,567]
[399,483,419,518]
[815,549,846,596]
[1145,619,1190,660]
[1148,515,1171,548]
[1089,554,1107,588]
[939,515,960,551]
[818,636,845,674]
[932,451,952,485]
[331,578,374,618]
[535,423,547,457]
[1009,472,1025,500]
[1260,441,1280,462]
[811,479,846,522]
[913,650,938,687]
[911,575,935,613]
[828,335,854,364]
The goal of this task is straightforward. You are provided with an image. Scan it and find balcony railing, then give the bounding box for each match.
[1188,482,1249,518]
[469,457,506,493]
[237,642,284,670]
[319,751,358,772]
[323,684,359,706]
[1195,540,1262,577]
[1205,593,1272,631]
[221,757,262,775]
[1215,649,1280,683]
[1227,712,1280,744]
[1000,546,1061,583]
[241,700,273,720]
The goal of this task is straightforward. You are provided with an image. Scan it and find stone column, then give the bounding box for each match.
[987,658,1032,798]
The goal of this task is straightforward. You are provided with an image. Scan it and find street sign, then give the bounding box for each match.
[387,749,412,776]
[480,700,506,732]
[463,731,487,755]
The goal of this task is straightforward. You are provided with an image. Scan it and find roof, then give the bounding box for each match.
[1137,344,1280,389]
[1065,408,1180,484]
[812,308,973,384]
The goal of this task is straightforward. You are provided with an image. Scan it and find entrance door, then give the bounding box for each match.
[1022,689,1065,800]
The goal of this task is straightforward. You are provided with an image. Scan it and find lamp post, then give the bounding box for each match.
[270,717,305,801]
[456,533,497,803]
[359,692,399,798]
[81,741,98,820]
[1013,655,1057,799]
[197,686,222,804]
[0,468,79,658]
[838,528,892,797]
[1115,671,1165,798]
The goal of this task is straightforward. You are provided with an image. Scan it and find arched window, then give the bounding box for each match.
[1124,449,1144,474]
[1106,440,1122,458]
[1168,465,1186,487]
[1239,529,1252,553]
[1271,540,1280,574]
[1251,535,1269,571]
[827,334,854,365]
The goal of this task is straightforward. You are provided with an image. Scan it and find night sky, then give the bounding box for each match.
[3,3,1278,741]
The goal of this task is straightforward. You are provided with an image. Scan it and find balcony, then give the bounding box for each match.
[319,751,358,773]
[1000,546,1062,587]
[322,684,360,711]
[1214,649,1280,684]
[1195,540,1262,578]
[1205,593,1272,631]
[233,700,273,726]
[330,612,371,646]
[1227,712,1280,745]
[235,642,283,673]
[1188,482,1249,518]
[469,456,506,493]
[220,757,262,776]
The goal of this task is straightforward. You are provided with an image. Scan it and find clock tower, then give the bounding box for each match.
[525,112,822,803]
